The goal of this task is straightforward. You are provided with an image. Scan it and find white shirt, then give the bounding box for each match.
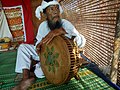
[35,19,86,48]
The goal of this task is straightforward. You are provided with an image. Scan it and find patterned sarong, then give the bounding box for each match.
[3,5,26,42]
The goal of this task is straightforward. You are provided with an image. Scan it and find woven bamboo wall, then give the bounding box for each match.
[118,62,120,86]
[115,9,120,86]
[60,0,120,86]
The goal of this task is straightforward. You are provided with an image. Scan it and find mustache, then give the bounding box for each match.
[52,16,60,19]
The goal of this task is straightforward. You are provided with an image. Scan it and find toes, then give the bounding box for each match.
[20,78,35,90]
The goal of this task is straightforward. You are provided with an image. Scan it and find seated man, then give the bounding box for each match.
[13,0,86,89]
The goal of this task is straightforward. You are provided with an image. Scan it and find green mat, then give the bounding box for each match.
[0,51,115,90]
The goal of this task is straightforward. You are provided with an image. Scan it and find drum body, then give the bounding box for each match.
[40,36,81,85]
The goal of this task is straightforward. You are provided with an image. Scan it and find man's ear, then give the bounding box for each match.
[41,13,47,20]
[44,13,47,17]
[44,13,47,19]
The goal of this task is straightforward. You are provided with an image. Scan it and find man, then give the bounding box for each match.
[13,0,86,89]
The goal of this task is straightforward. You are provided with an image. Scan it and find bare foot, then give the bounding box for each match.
[12,77,35,90]
[14,73,23,82]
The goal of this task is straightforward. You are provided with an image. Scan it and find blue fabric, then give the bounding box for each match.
[80,53,120,90]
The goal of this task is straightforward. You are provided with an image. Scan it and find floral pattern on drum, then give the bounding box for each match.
[44,46,59,73]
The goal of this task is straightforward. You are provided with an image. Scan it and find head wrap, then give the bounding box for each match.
[35,0,63,20]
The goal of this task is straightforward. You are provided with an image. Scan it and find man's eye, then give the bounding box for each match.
[51,8,54,10]
[57,6,59,9]
[49,8,53,11]
[49,6,59,11]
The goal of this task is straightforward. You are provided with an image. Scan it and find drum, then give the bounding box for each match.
[40,35,82,85]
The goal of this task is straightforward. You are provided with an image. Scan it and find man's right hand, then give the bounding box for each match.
[36,41,42,55]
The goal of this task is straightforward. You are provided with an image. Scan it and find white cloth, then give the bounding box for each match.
[15,19,86,78]
[0,9,13,40]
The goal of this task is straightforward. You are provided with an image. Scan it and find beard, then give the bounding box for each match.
[47,18,62,30]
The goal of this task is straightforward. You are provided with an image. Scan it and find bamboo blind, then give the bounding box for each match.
[115,9,120,84]
[60,0,120,86]
[118,62,120,86]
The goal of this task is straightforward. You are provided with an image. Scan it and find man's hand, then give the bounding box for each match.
[42,27,66,45]
[36,41,42,54]
[36,28,66,54]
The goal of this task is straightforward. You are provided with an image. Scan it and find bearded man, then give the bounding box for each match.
[13,0,86,89]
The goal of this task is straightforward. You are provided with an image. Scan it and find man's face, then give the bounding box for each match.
[45,5,61,25]
[45,5,62,30]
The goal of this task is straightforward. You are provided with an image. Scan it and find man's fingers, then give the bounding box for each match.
[46,37,53,45]
[36,47,40,51]
[45,33,54,45]
[43,33,53,44]
[36,42,43,54]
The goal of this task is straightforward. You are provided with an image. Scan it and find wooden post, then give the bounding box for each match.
[110,9,120,83]
[0,1,2,7]
[0,0,3,11]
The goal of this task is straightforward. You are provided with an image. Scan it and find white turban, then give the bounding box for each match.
[35,0,63,20]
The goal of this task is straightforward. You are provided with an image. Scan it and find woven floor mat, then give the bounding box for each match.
[0,51,115,90]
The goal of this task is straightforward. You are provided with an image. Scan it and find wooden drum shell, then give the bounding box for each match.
[40,36,81,85]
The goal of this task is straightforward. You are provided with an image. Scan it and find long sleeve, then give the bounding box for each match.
[62,19,86,48]
[35,21,50,47]
[35,19,86,48]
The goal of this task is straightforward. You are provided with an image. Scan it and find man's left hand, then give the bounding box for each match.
[42,27,66,45]
[36,28,66,54]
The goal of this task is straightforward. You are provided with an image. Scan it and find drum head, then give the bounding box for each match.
[40,36,71,85]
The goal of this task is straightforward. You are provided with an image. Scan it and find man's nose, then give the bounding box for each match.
[53,10,59,15]
[54,10,58,14]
